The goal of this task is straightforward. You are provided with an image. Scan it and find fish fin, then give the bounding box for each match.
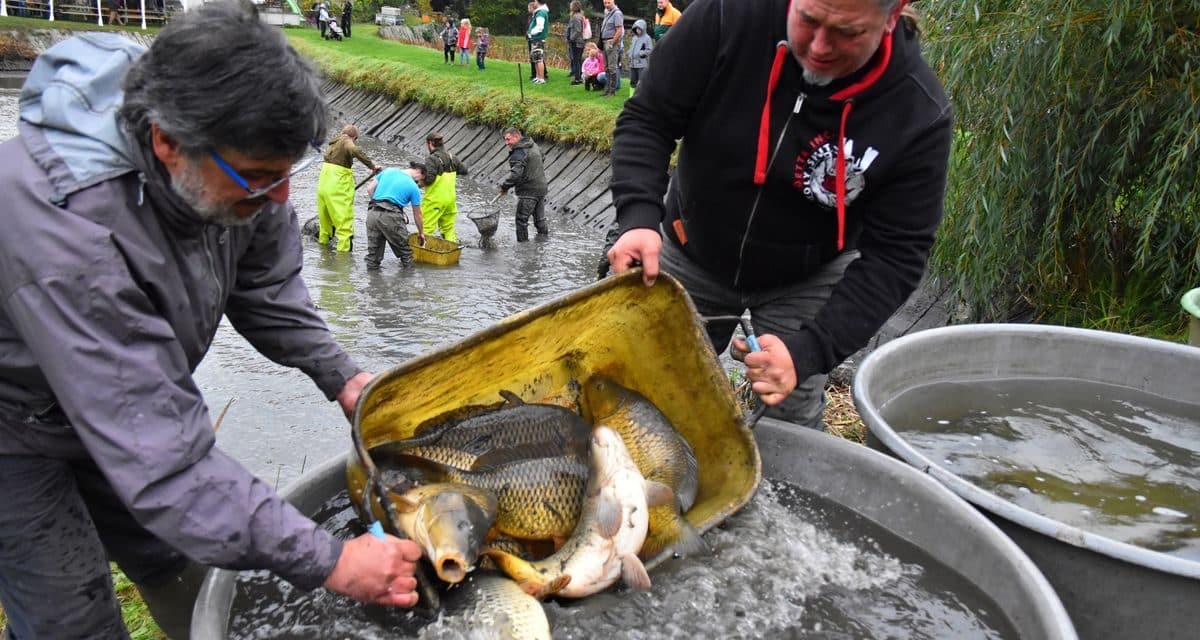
[498,389,524,405]
[534,574,572,600]
[644,480,675,509]
[480,548,541,587]
[640,511,709,560]
[620,555,652,591]
[390,491,422,513]
[470,443,559,470]
[596,489,623,538]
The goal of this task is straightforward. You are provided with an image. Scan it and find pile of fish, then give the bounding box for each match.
[354,374,707,637]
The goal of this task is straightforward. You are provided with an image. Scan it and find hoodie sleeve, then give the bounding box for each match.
[611,0,722,234]
[1,222,342,590]
[225,204,364,401]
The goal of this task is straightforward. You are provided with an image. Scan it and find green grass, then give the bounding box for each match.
[0,564,165,639]
[286,25,627,151]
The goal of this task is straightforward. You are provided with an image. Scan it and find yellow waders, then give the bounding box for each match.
[316,162,356,252]
[422,171,459,243]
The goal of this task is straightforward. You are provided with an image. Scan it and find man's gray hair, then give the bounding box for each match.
[503,127,523,137]
[119,0,327,160]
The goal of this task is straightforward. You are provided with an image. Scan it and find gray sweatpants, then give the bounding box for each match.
[659,239,860,431]
[364,202,416,269]
[0,455,203,639]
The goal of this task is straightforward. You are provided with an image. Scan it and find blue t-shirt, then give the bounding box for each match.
[371,168,422,208]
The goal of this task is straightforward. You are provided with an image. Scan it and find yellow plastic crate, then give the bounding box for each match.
[408,233,462,266]
[348,271,761,572]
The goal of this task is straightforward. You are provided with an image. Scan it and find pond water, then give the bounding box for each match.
[228,481,1018,640]
[881,377,1200,559]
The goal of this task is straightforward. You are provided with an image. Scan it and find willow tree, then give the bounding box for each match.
[922,1,1199,336]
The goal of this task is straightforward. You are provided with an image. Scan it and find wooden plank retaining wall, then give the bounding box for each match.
[322,80,617,234]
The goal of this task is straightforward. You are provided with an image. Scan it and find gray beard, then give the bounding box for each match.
[802,67,834,87]
[171,160,260,227]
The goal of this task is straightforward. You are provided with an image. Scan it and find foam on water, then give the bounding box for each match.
[229,483,1015,639]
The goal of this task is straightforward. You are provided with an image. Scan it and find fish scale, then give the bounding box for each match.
[381,453,589,542]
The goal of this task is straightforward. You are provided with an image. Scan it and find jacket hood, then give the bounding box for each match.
[18,32,237,232]
[633,19,647,33]
[513,136,535,151]
[18,33,145,198]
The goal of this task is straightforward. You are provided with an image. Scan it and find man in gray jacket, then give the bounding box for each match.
[0,3,422,638]
[499,127,549,242]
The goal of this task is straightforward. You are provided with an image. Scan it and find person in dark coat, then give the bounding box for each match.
[341,0,353,38]
[499,128,549,242]
[0,3,423,637]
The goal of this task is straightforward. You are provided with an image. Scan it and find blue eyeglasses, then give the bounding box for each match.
[209,142,323,201]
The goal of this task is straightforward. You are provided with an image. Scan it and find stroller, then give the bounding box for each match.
[325,18,344,41]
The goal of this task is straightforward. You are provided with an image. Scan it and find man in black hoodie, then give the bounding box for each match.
[607,0,951,430]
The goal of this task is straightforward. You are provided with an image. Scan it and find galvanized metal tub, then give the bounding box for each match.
[854,324,1200,640]
[192,419,1077,638]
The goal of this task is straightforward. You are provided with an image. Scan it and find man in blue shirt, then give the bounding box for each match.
[364,164,426,269]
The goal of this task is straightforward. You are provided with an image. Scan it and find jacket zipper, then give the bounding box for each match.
[734,93,805,287]
[201,226,229,324]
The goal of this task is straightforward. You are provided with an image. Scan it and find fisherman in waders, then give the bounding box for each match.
[365,163,428,270]
[317,124,379,251]
[500,127,549,242]
[420,131,469,243]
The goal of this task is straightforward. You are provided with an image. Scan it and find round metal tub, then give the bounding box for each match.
[192,421,1076,638]
[854,324,1200,640]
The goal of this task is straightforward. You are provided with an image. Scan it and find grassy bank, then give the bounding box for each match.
[286,25,625,151]
[0,565,165,639]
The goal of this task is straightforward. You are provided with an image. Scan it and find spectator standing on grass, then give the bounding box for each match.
[317,1,330,38]
[599,0,624,97]
[441,17,457,64]
[606,0,952,431]
[527,0,550,84]
[567,1,587,85]
[457,18,472,65]
[475,26,490,70]
[627,18,652,94]
[653,0,682,41]
[341,0,353,38]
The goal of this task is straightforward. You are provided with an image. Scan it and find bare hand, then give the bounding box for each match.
[323,533,423,607]
[734,334,797,406]
[335,371,375,422]
[606,228,661,287]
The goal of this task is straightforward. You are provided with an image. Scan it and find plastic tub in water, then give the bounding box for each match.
[855,324,1200,640]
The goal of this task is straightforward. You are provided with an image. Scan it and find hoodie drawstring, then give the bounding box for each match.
[753,43,790,186]
[753,20,898,252]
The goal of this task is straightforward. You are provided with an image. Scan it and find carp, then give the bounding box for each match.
[582,374,707,559]
[376,451,589,544]
[388,482,498,584]
[483,426,674,599]
[373,390,591,469]
[442,570,559,640]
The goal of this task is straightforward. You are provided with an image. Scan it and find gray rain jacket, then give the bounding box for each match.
[0,34,360,589]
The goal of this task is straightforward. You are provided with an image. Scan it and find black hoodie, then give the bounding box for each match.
[611,0,952,381]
